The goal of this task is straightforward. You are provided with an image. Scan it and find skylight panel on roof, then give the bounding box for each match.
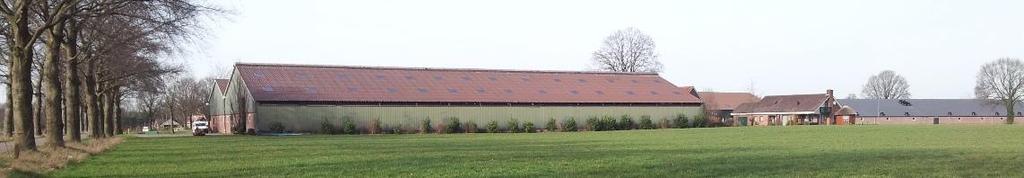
[305,87,317,94]
[625,91,635,95]
[461,76,472,81]
[335,74,348,80]
[577,79,587,83]
[488,77,497,81]
[376,75,387,80]
[434,76,444,80]
[261,85,274,92]
[553,78,562,82]
[386,88,399,93]
[672,91,682,95]
[296,73,310,80]
[448,88,459,93]
[254,71,265,78]
[570,90,579,95]
[650,91,659,95]
[417,88,429,93]
[405,76,416,80]
[595,91,605,95]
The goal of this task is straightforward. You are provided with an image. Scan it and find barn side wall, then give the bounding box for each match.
[856,116,1024,125]
[253,104,702,133]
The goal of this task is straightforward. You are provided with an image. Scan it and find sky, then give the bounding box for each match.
[184,0,1024,99]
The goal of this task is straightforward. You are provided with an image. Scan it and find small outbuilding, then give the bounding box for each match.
[731,90,841,126]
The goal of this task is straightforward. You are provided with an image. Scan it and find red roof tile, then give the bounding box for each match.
[733,94,829,113]
[697,92,760,110]
[234,63,701,104]
[215,79,230,94]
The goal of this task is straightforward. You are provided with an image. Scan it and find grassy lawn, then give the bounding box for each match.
[52,125,1024,177]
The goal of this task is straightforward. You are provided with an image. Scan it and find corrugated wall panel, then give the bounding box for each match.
[254,104,702,132]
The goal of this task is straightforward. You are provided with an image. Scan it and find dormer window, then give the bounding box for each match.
[971,112,977,116]
[904,112,910,116]
[879,112,886,116]
[947,112,953,116]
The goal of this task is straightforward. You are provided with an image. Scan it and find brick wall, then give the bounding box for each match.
[856,116,1024,125]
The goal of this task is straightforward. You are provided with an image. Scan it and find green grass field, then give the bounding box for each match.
[52,125,1024,177]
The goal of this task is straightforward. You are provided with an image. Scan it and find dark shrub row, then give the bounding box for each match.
[301,113,707,135]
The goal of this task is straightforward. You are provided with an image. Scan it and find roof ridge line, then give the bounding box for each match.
[234,62,660,76]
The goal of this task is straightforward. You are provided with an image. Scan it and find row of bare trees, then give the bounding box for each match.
[0,0,218,152]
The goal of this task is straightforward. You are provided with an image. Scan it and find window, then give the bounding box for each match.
[448,88,459,93]
[880,112,886,116]
[904,112,910,116]
[386,88,399,93]
[947,112,953,116]
[996,112,1001,116]
[261,85,274,92]
[971,112,977,116]
[417,88,429,93]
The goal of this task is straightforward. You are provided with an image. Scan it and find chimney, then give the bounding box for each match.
[826,89,834,98]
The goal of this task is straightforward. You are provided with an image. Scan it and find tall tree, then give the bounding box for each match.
[591,27,662,73]
[861,70,911,99]
[975,58,1024,124]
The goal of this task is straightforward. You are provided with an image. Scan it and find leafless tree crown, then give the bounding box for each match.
[975,58,1024,124]
[861,70,911,99]
[591,27,662,73]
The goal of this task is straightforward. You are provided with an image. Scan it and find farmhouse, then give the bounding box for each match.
[839,99,1024,125]
[208,63,704,133]
[731,90,844,126]
[697,92,760,125]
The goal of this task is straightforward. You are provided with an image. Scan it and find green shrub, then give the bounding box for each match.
[545,118,558,132]
[390,124,402,134]
[692,113,708,128]
[464,121,478,133]
[585,117,600,131]
[638,115,655,129]
[507,118,521,133]
[523,122,535,133]
[420,119,433,134]
[618,115,635,130]
[673,114,689,128]
[486,120,500,133]
[341,117,357,134]
[368,118,382,134]
[561,118,577,132]
[444,117,462,133]
[269,122,286,133]
[319,119,337,134]
[597,116,615,131]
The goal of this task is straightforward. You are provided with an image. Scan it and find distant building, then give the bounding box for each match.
[697,92,760,125]
[732,90,843,126]
[208,63,704,133]
[840,99,1024,125]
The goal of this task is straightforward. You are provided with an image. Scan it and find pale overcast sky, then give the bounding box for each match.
[185,0,1024,99]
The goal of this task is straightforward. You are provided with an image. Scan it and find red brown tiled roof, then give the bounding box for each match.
[733,94,829,113]
[215,79,230,94]
[233,63,701,104]
[697,92,760,111]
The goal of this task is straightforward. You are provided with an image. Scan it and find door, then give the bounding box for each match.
[933,117,939,124]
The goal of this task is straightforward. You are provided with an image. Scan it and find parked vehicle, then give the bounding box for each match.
[192,121,210,136]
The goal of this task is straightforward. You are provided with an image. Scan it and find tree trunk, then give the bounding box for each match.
[7,0,37,150]
[63,18,82,143]
[83,59,101,138]
[33,80,41,136]
[43,21,66,148]
[113,91,122,135]
[101,91,113,137]
[1007,101,1015,124]
[5,82,13,138]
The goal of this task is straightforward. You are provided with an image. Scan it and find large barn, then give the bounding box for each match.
[208,63,704,133]
[840,99,1024,125]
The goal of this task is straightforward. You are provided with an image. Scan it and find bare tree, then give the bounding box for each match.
[591,27,662,73]
[846,94,858,99]
[975,58,1024,124]
[861,70,911,99]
